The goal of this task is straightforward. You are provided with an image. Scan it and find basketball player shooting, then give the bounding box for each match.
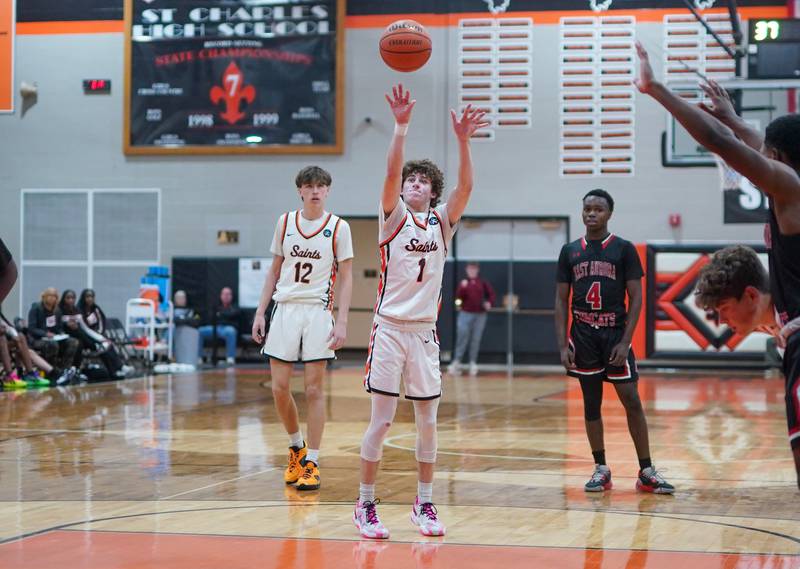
[635,42,800,488]
[353,84,488,539]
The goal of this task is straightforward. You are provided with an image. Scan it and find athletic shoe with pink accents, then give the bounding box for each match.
[353,498,390,539]
[410,496,446,536]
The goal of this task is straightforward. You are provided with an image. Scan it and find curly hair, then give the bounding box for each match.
[402,159,445,208]
[295,165,332,188]
[694,245,768,310]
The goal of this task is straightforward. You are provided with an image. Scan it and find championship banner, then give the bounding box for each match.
[0,0,14,113]
[124,0,344,155]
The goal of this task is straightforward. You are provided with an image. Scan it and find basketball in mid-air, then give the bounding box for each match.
[379,20,432,73]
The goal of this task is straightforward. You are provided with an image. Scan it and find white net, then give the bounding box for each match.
[714,154,743,191]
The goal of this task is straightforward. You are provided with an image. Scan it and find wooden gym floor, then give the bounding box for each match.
[0,366,798,568]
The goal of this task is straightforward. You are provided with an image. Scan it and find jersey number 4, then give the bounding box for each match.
[586,281,602,310]
[294,262,312,284]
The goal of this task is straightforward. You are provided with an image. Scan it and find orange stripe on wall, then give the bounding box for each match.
[15,6,788,35]
[346,6,788,28]
[16,20,124,35]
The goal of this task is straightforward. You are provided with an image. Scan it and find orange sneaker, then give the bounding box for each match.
[295,459,320,491]
[284,443,307,485]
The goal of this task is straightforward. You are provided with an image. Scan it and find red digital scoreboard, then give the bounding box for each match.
[83,79,111,94]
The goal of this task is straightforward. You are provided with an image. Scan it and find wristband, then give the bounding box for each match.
[394,123,409,136]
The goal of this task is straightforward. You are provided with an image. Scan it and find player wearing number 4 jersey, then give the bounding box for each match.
[353,84,489,540]
[252,166,354,492]
[555,189,674,495]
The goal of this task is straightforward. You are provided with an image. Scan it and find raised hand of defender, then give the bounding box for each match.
[698,79,737,123]
[609,342,630,367]
[633,41,656,94]
[385,84,416,125]
[450,104,490,141]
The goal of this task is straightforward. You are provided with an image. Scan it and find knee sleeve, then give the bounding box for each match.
[413,399,440,463]
[579,376,603,422]
[360,394,398,462]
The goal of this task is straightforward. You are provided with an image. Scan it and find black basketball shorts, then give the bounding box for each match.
[567,320,638,384]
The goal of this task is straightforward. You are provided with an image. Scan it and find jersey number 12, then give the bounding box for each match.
[294,262,312,284]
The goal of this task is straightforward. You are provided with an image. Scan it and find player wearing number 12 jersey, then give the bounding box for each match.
[555,189,674,495]
[252,166,354,492]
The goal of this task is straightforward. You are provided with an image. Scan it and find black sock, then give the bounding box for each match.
[638,457,652,470]
[592,450,606,466]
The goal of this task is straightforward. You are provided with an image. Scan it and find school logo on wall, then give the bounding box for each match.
[589,0,613,12]
[483,0,511,14]
[210,61,256,125]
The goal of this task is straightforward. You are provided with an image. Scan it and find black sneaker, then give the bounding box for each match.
[636,466,675,494]
[585,464,612,492]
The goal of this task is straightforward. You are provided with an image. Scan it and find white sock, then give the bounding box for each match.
[306,448,319,465]
[359,483,375,504]
[418,481,433,504]
[289,431,303,448]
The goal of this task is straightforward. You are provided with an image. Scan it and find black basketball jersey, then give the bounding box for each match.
[766,206,800,325]
[557,233,644,328]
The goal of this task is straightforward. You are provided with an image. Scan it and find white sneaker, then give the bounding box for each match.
[353,499,390,539]
[226,357,235,365]
[447,361,460,375]
[410,496,446,536]
[121,365,135,376]
[468,362,478,376]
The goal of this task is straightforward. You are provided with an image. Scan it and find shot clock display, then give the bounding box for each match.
[748,19,800,79]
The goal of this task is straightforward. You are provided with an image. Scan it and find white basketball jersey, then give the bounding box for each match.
[375,201,454,323]
[273,211,343,308]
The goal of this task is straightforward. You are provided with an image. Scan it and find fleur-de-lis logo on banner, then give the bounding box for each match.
[590,0,613,11]
[694,0,717,8]
[209,61,256,125]
[483,0,511,14]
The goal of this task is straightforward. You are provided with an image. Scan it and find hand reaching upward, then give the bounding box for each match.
[633,41,656,94]
[698,79,738,124]
[385,83,416,125]
[450,104,490,142]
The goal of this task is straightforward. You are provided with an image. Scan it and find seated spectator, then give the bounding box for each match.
[0,318,46,388]
[27,287,80,374]
[198,286,241,365]
[173,290,200,327]
[2,312,73,386]
[78,289,108,334]
[63,289,129,379]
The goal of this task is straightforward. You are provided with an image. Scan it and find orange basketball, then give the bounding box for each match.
[379,20,432,73]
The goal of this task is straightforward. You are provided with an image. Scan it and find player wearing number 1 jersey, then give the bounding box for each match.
[353,84,488,540]
[252,166,354,492]
[555,189,674,495]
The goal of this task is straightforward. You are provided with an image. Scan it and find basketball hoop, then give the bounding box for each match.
[483,0,511,14]
[589,0,613,12]
[714,153,759,196]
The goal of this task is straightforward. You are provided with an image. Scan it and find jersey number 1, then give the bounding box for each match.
[586,281,602,310]
[294,262,312,284]
[417,258,426,282]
